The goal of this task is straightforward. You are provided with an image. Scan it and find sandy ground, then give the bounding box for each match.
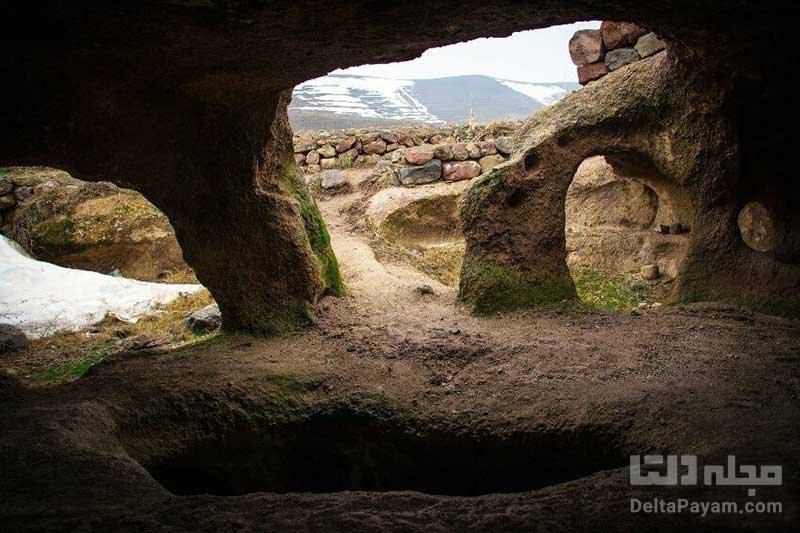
[1,172,799,531]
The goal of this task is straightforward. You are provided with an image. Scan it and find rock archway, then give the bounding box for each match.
[2,2,799,332]
[459,52,800,315]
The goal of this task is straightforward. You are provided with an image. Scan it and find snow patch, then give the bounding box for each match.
[499,81,569,105]
[0,235,202,338]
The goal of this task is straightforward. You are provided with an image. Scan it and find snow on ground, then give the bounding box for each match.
[0,235,202,338]
[500,81,569,105]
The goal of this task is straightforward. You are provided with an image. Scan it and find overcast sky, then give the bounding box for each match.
[333,22,600,83]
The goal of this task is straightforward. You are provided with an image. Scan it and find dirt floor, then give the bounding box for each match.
[1,171,799,531]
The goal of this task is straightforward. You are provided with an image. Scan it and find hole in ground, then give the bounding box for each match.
[140,407,628,497]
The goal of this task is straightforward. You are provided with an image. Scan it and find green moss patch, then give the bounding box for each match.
[571,268,645,311]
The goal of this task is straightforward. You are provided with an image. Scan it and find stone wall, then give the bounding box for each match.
[569,22,666,85]
[293,123,516,185]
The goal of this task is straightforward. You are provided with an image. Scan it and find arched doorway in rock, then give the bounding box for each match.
[564,153,692,310]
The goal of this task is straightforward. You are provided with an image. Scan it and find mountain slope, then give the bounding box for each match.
[289,74,579,130]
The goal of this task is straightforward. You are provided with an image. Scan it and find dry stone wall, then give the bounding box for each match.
[570,21,666,85]
[293,123,517,186]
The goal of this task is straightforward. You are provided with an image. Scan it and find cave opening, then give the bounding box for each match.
[565,154,692,310]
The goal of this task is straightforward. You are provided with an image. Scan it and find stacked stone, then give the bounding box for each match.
[293,124,517,185]
[569,22,666,85]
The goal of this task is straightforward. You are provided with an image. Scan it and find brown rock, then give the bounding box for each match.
[601,21,648,50]
[480,141,497,156]
[577,62,609,85]
[429,134,445,145]
[397,135,415,147]
[443,160,482,182]
[379,131,398,144]
[635,32,666,58]
[294,153,306,166]
[360,132,380,144]
[336,136,357,153]
[569,29,604,66]
[306,150,320,165]
[405,147,435,165]
[466,142,481,159]
[363,139,388,155]
[434,144,453,161]
[386,143,400,152]
[452,143,469,161]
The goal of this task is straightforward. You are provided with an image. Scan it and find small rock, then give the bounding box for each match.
[379,131,398,144]
[433,144,453,161]
[399,159,442,185]
[317,144,336,158]
[360,132,380,144]
[479,140,497,156]
[336,136,357,153]
[478,154,505,173]
[451,143,469,161]
[186,304,221,334]
[397,135,415,147]
[363,139,388,155]
[405,147,436,165]
[578,61,609,85]
[305,164,321,174]
[294,153,306,166]
[0,324,29,354]
[306,150,321,165]
[494,136,514,155]
[107,269,122,277]
[443,160,481,182]
[319,157,337,170]
[321,169,348,190]
[0,177,13,195]
[293,133,316,153]
[415,285,435,295]
[465,142,482,159]
[0,193,16,210]
[429,134,445,145]
[338,148,358,165]
[605,47,640,71]
[635,32,666,58]
[641,264,660,280]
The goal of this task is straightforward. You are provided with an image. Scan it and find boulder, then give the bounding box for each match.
[443,161,482,182]
[494,136,514,155]
[336,136,357,153]
[390,148,406,163]
[360,132,380,144]
[635,32,666,58]
[601,21,648,50]
[397,135,415,147]
[0,324,29,354]
[321,169,348,190]
[186,304,221,334]
[370,160,400,187]
[452,143,469,161]
[569,29,604,66]
[478,154,505,173]
[429,134,445,145]
[320,157,337,169]
[399,159,442,185]
[294,153,306,166]
[318,144,336,158]
[405,147,436,165]
[605,47,640,71]
[433,144,453,161]
[578,62,609,85]
[363,139,388,155]
[306,150,321,165]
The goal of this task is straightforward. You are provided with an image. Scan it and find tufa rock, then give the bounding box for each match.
[186,304,221,334]
[399,159,442,185]
[635,32,666,58]
[0,324,29,354]
[569,29,604,66]
[605,47,640,71]
[443,161,481,182]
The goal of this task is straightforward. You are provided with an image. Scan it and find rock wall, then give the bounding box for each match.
[570,22,666,85]
[294,124,515,185]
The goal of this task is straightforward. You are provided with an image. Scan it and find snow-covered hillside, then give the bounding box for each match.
[289,74,578,130]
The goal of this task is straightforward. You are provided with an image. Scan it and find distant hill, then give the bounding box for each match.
[289,74,579,131]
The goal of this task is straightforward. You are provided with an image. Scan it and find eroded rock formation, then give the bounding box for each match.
[460,51,800,315]
[2,1,799,329]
